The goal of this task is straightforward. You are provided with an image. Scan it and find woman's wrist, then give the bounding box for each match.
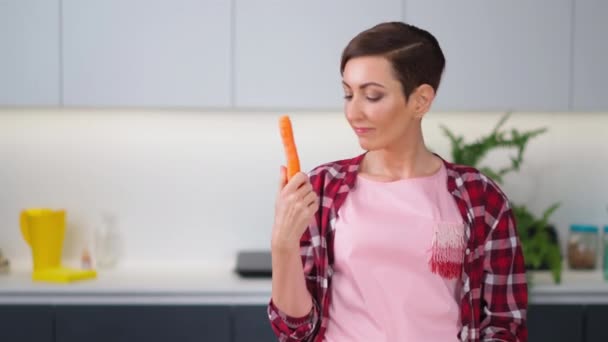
[271,240,300,257]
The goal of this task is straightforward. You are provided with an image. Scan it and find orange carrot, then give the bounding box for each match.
[278,115,301,180]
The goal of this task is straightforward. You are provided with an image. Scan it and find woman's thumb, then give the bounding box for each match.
[278,165,287,189]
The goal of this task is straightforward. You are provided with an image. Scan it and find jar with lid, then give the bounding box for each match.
[568,224,599,270]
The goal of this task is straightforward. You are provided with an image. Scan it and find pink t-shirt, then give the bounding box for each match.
[324,163,464,341]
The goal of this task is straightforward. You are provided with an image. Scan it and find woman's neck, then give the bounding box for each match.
[361,128,442,181]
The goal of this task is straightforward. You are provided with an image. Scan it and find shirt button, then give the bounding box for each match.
[465,248,470,255]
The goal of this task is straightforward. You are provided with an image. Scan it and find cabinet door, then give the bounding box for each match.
[0,305,54,342]
[55,305,231,342]
[405,0,572,111]
[572,0,608,110]
[234,0,402,109]
[62,0,232,108]
[233,305,276,342]
[0,0,60,106]
[527,305,584,342]
[585,305,608,342]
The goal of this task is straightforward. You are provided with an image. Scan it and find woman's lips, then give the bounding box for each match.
[354,127,374,135]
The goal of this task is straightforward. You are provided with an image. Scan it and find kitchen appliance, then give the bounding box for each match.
[235,250,272,278]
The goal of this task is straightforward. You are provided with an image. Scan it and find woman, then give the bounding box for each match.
[268,22,528,342]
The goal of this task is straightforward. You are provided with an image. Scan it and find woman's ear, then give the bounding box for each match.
[412,84,436,118]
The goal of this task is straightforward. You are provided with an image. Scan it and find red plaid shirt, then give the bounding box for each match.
[268,153,528,341]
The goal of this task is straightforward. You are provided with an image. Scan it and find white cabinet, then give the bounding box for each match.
[5,0,603,111]
[0,0,60,106]
[62,0,232,108]
[405,0,572,111]
[234,0,403,109]
[572,0,608,110]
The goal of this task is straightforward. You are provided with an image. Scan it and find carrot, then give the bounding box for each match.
[278,115,301,180]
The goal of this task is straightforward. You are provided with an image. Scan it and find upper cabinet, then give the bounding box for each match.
[234,0,403,109]
[3,0,606,111]
[0,0,60,106]
[572,0,608,111]
[61,0,232,108]
[404,0,573,112]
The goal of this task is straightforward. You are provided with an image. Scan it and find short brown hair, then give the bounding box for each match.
[340,22,445,100]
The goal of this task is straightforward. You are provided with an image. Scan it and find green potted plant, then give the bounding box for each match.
[440,112,562,284]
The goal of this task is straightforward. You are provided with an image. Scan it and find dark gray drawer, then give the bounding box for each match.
[55,305,231,342]
[0,305,54,342]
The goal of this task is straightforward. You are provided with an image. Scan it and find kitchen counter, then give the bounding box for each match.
[1,266,608,305]
[0,264,270,305]
[526,269,608,304]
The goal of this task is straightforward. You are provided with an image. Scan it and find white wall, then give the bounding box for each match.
[1,110,607,269]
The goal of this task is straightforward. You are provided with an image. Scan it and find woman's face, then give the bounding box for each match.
[342,56,422,151]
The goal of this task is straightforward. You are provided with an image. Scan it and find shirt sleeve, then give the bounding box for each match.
[268,292,320,341]
[480,198,529,341]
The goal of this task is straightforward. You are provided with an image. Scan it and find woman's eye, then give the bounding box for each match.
[367,95,383,102]
[343,94,353,100]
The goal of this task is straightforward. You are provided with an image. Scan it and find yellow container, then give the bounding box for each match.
[20,208,96,283]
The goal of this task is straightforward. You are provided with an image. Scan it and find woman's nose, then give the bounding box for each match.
[345,98,364,121]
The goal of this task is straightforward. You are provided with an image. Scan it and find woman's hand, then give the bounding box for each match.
[271,166,319,253]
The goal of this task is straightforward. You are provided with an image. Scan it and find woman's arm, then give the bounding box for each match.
[480,203,529,341]
[271,246,313,318]
[268,237,319,342]
[267,168,321,341]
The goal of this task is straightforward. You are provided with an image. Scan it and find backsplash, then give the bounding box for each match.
[1,109,607,269]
